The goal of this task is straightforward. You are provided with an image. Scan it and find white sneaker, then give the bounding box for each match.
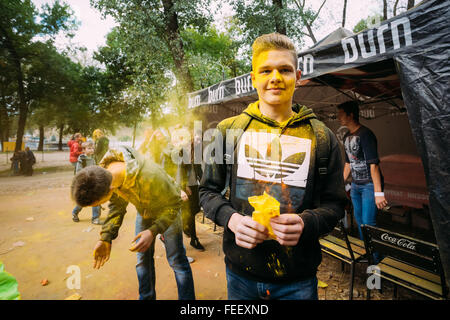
[187,256,194,263]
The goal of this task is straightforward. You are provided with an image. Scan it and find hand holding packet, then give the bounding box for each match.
[248,191,280,240]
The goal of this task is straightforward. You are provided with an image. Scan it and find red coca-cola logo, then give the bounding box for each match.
[381,233,417,251]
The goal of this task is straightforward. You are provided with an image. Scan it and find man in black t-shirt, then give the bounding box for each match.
[337,101,387,240]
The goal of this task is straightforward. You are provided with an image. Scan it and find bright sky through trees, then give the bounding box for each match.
[31,0,388,65]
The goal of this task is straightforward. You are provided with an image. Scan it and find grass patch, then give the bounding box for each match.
[0,165,72,178]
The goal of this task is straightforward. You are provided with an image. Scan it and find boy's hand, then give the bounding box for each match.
[93,240,111,269]
[270,214,304,246]
[129,230,154,253]
[228,213,269,249]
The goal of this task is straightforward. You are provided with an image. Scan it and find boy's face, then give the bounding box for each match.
[84,146,95,156]
[251,49,301,110]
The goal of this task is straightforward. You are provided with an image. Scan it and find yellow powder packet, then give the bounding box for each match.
[248,191,280,239]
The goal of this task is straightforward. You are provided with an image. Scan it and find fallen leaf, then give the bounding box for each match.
[12,241,25,247]
[65,293,82,300]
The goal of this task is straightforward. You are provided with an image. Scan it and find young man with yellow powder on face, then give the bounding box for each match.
[199,33,347,300]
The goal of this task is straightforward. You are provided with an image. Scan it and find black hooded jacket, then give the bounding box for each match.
[199,102,348,283]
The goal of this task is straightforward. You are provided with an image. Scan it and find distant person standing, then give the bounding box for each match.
[10,151,22,175]
[68,133,83,174]
[71,141,101,224]
[181,136,205,251]
[23,147,36,176]
[337,101,387,240]
[93,129,109,164]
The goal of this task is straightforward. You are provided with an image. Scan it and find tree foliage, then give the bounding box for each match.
[91,0,247,128]
[0,0,78,151]
[92,0,213,96]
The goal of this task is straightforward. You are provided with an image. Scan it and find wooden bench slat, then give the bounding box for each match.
[348,235,364,248]
[320,238,362,260]
[376,262,443,296]
[381,257,441,284]
[322,235,366,256]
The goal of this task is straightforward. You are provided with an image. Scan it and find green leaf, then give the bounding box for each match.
[0,262,21,300]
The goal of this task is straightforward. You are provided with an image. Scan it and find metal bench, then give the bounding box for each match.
[362,224,448,300]
[319,220,367,299]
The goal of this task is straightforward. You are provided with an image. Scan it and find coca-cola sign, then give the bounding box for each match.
[380,233,417,251]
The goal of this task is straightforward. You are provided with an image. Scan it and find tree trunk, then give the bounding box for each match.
[58,123,64,151]
[14,62,28,152]
[407,0,415,9]
[272,0,287,35]
[162,0,194,94]
[393,0,400,16]
[342,0,347,28]
[0,90,9,152]
[383,0,388,20]
[132,121,137,148]
[293,0,321,44]
[304,22,317,43]
[38,125,44,151]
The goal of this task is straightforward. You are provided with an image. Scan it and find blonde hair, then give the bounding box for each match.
[92,129,104,141]
[252,32,298,71]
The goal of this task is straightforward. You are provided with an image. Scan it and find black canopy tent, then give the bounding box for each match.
[187,0,450,287]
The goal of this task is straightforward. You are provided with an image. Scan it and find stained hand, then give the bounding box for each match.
[129,229,154,253]
[93,240,111,269]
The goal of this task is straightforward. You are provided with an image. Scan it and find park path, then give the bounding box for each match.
[0,170,227,300]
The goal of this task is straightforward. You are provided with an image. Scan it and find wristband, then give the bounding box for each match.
[374,192,384,197]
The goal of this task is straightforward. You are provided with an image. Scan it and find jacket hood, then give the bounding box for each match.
[243,101,317,127]
[99,146,144,190]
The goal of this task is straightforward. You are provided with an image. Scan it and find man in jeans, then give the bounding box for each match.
[71,146,195,300]
[337,101,388,241]
[199,33,347,300]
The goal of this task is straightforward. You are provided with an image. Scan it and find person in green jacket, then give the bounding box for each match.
[71,146,195,300]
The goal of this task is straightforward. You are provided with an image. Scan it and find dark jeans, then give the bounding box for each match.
[135,211,195,300]
[182,185,201,239]
[226,267,318,300]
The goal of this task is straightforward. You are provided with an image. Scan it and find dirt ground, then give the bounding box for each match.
[0,152,420,300]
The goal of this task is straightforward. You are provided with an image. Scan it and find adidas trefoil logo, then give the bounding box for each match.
[244,134,306,180]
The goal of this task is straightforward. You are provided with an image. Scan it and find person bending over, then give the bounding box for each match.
[71,146,195,300]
